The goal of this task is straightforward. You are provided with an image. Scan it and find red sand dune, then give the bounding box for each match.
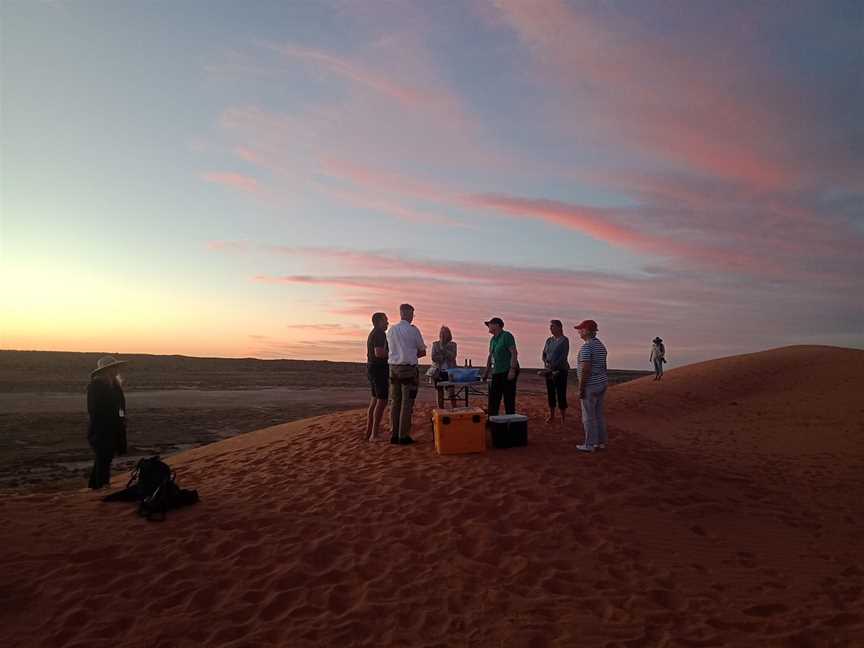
[2,346,862,647]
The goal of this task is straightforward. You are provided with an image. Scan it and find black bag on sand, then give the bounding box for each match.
[103,455,199,521]
[138,477,200,522]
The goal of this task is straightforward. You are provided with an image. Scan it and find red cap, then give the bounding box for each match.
[574,319,598,332]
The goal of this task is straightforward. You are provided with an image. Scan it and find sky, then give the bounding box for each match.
[1,0,862,369]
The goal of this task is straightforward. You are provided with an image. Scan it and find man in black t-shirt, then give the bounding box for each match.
[365,312,390,441]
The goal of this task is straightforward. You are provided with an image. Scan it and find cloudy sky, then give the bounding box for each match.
[2,0,862,369]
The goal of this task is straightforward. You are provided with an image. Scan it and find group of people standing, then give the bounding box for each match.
[364,305,615,453]
[538,317,610,452]
[83,316,665,489]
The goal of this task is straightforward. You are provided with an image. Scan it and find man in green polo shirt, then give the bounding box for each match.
[481,317,519,416]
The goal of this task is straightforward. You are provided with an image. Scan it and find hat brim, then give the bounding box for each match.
[91,360,128,377]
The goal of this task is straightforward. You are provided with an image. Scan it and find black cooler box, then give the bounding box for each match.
[488,414,528,448]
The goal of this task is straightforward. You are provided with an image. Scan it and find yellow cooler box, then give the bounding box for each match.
[432,407,487,455]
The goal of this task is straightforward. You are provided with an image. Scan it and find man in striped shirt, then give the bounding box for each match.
[575,319,608,452]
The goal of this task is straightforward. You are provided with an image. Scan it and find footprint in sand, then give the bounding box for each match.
[824,612,863,628]
[742,603,788,617]
[735,551,757,568]
[645,587,686,611]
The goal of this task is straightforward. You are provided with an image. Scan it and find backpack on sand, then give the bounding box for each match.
[103,455,199,521]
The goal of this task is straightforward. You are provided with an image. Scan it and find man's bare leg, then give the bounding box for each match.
[366,397,377,440]
[545,408,555,424]
[372,399,387,439]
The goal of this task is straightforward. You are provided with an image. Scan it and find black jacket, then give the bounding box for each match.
[87,378,127,454]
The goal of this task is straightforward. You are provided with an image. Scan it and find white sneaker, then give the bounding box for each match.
[576,444,595,453]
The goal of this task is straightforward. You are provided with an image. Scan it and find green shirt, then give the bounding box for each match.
[489,330,516,374]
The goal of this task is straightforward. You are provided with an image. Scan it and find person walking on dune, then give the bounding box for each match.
[365,312,390,441]
[86,356,128,489]
[482,317,519,416]
[575,320,607,453]
[386,304,427,445]
[541,319,570,424]
[650,337,666,381]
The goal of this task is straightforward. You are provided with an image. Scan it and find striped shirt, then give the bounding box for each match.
[577,337,608,388]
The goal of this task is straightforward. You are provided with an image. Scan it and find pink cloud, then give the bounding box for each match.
[558,167,864,273]
[320,157,460,204]
[267,43,426,108]
[202,171,260,194]
[323,155,864,280]
[202,9,862,305]
[491,0,801,191]
[317,158,784,273]
[254,247,633,292]
[326,185,465,227]
[321,159,669,251]
[209,133,860,284]
[243,246,863,367]
[207,240,253,253]
[260,35,492,148]
[466,194,663,253]
[212,28,516,191]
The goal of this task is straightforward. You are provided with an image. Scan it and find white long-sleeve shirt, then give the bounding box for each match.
[386,320,426,365]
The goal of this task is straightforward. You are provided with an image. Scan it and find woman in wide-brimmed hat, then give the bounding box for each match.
[86,356,128,489]
[649,337,666,381]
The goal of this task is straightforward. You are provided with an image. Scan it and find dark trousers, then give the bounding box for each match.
[488,369,519,416]
[546,370,568,410]
[89,447,114,489]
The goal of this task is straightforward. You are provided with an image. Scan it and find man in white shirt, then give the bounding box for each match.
[385,303,427,445]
